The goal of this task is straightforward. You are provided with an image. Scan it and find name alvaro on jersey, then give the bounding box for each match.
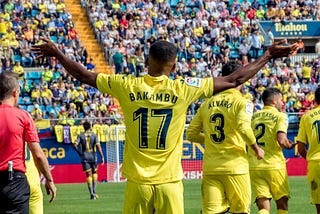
[207,99,233,109]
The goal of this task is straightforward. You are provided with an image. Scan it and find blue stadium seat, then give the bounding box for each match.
[170,0,179,6]
[14,55,21,62]
[20,105,27,111]
[46,105,53,112]
[50,36,57,43]
[18,97,24,105]
[31,9,39,17]
[27,105,34,113]
[26,71,42,80]
[40,105,46,112]
[23,96,32,105]
[195,52,202,59]
[229,50,240,59]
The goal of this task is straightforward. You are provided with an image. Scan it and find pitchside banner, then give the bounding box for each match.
[259,21,320,38]
[40,131,307,183]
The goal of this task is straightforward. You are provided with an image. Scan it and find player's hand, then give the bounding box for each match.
[255,147,264,160]
[267,39,299,59]
[288,140,298,150]
[101,157,105,165]
[45,180,57,203]
[31,36,60,58]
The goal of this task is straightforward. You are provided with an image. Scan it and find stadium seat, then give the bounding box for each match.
[26,71,42,80]
[27,105,35,113]
[195,52,202,59]
[40,105,46,112]
[170,0,179,7]
[18,97,24,105]
[23,96,32,105]
[50,36,58,43]
[20,105,27,111]
[46,105,53,112]
[229,50,240,59]
[14,55,21,62]
[31,9,39,17]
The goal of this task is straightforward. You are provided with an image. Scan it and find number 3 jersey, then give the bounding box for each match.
[96,74,213,184]
[249,106,288,170]
[187,89,256,175]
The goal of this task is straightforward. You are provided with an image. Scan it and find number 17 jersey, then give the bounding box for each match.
[96,74,213,184]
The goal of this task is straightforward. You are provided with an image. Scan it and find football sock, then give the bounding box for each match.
[87,176,93,195]
[92,173,98,194]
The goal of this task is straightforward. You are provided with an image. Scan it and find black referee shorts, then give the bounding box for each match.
[0,171,30,214]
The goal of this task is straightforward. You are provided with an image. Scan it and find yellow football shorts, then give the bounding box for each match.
[123,179,184,214]
[202,174,251,214]
[307,161,320,204]
[250,169,290,201]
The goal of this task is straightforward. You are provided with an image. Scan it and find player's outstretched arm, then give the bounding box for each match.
[213,40,299,94]
[31,37,98,88]
[28,142,57,203]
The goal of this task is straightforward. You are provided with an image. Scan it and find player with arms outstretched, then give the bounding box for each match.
[32,38,298,213]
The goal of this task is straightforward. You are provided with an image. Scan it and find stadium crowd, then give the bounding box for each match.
[0,0,320,126]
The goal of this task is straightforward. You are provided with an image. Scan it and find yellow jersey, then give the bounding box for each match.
[296,105,320,161]
[249,106,288,170]
[187,89,255,175]
[25,146,40,185]
[97,74,213,184]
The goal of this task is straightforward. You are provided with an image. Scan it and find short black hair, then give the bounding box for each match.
[83,121,91,131]
[262,88,282,105]
[221,61,243,76]
[315,87,320,104]
[149,41,177,64]
[0,71,19,101]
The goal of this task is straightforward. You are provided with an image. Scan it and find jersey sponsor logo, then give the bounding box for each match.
[246,102,253,115]
[185,77,201,88]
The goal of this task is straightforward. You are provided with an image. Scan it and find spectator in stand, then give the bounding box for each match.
[86,57,95,71]
[40,85,53,106]
[31,86,42,104]
[239,39,252,61]
[251,30,262,59]
[112,51,123,74]
[51,83,61,104]
[31,103,42,119]
[42,66,54,83]
[296,38,305,53]
[12,61,24,78]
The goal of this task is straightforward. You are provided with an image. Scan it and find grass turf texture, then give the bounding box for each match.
[44,176,314,213]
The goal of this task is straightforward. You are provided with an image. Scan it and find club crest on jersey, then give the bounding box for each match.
[185,77,201,88]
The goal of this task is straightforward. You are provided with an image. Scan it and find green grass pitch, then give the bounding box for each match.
[43,176,314,213]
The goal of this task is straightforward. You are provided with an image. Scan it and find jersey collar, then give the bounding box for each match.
[144,74,169,86]
[0,103,14,108]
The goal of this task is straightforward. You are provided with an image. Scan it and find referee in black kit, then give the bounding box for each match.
[0,72,56,213]
[74,121,104,200]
